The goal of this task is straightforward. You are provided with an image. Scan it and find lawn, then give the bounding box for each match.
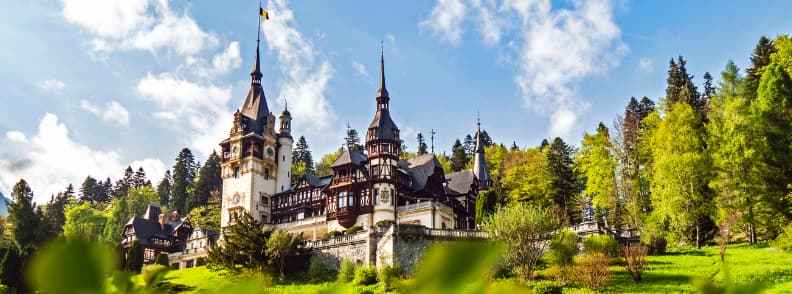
[162,243,792,293]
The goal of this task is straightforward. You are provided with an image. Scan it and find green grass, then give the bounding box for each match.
[562,243,792,293]
[162,243,792,293]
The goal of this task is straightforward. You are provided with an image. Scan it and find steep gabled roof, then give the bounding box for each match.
[400,154,442,191]
[445,170,476,196]
[331,149,368,167]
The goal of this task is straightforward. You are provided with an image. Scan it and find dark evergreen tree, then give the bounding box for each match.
[416,133,428,155]
[157,170,172,207]
[188,152,223,214]
[155,253,169,266]
[171,148,197,215]
[547,137,581,223]
[132,167,149,188]
[126,240,144,273]
[666,56,702,113]
[745,36,777,101]
[8,179,40,254]
[79,176,100,203]
[480,130,493,147]
[64,184,75,199]
[114,166,134,198]
[540,138,550,149]
[345,126,362,151]
[292,136,315,174]
[510,141,519,151]
[450,139,468,172]
[43,192,68,236]
[207,212,272,273]
[99,177,113,202]
[463,134,475,157]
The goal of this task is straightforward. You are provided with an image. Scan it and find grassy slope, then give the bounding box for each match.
[165,243,792,293]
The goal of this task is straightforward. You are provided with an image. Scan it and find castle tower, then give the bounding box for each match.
[276,103,293,193]
[219,40,279,229]
[366,50,400,226]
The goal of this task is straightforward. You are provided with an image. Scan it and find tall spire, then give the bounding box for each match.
[473,114,491,190]
[376,41,389,100]
[251,1,262,85]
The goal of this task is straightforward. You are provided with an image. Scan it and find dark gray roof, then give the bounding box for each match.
[125,216,173,247]
[400,154,442,191]
[367,110,399,141]
[240,43,270,134]
[145,205,161,221]
[445,170,476,196]
[331,149,368,167]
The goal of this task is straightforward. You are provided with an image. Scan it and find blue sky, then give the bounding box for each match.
[1,0,790,202]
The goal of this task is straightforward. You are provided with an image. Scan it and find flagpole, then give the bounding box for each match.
[257,0,262,43]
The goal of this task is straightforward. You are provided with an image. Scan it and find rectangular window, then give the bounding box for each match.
[297,212,304,220]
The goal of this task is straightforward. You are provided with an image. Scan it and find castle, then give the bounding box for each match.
[218,39,492,242]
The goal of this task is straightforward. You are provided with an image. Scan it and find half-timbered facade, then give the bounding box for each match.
[121,205,193,263]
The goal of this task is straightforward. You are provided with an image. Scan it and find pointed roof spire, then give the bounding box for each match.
[473,114,491,189]
[376,40,389,99]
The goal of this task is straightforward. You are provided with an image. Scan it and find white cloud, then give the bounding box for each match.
[420,0,467,45]
[136,72,231,157]
[61,0,217,57]
[0,114,164,203]
[211,41,242,76]
[639,57,654,72]
[6,131,26,142]
[38,79,65,91]
[422,0,625,139]
[263,0,337,139]
[352,61,368,77]
[80,100,131,126]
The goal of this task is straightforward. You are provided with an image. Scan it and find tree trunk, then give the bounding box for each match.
[695,222,701,249]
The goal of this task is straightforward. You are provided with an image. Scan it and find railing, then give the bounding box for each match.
[423,228,488,239]
[396,201,435,212]
[275,215,325,229]
[304,230,369,248]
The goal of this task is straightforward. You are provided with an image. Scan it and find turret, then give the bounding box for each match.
[276,103,294,193]
[473,115,492,190]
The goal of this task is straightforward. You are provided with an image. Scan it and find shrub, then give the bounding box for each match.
[337,259,356,283]
[583,234,618,257]
[323,230,343,240]
[376,220,395,227]
[548,229,580,266]
[574,253,611,291]
[621,245,648,282]
[195,257,207,266]
[640,218,668,255]
[773,223,792,251]
[379,263,403,292]
[125,240,143,273]
[308,256,327,283]
[353,266,378,286]
[346,226,364,235]
[531,280,563,294]
[155,253,169,267]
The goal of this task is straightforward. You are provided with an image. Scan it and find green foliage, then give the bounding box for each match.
[171,148,197,215]
[745,36,777,100]
[640,216,668,255]
[352,266,378,286]
[576,123,620,227]
[156,170,172,207]
[450,139,469,172]
[207,212,270,273]
[475,190,497,224]
[307,256,328,283]
[378,263,403,292]
[483,202,559,280]
[188,194,221,232]
[501,147,555,206]
[315,148,344,177]
[290,161,309,184]
[531,280,563,294]
[63,201,107,242]
[28,238,115,294]
[770,34,792,76]
[156,253,169,266]
[773,223,792,251]
[196,257,207,266]
[621,245,649,282]
[187,151,222,213]
[583,234,619,257]
[548,229,579,267]
[266,229,301,279]
[102,196,129,243]
[573,252,612,291]
[337,259,356,283]
[323,230,343,240]
[651,102,714,248]
[125,240,143,273]
[345,225,363,235]
[545,137,582,224]
[293,136,315,175]
[127,187,160,219]
[9,179,42,254]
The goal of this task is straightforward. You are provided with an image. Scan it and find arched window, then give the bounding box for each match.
[234,167,240,178]
[264,169,270,180]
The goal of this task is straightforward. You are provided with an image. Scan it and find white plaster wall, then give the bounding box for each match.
[276,136,293,193]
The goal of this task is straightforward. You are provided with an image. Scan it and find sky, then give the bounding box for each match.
[1,0,791,203]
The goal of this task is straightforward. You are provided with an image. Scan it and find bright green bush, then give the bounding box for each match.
[345,226,364,235]
[337,259,356,283]
[379,263,403,292]
[583,234,618,257]
[774,223,792,251]
[323,230,343,240]
[548,229,580,266]
[531,280,563,294]
[308,256,327,283]
[353,266,378,286]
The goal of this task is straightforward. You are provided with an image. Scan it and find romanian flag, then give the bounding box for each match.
[260,8,269,20]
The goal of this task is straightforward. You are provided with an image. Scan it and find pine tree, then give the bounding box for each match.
[292,136,315,174]
[157,170,172,206]
[9,179,40,254]
[115,166,134,198]
[43,192,68,237]
[188,152,223,214]
[702,72,714,119]
[666,56,702,113]
[547,137,580,223]
[132,167,149,188]
[480,130,493,147]
[450,139,468,172]
[126,240,144,273]
[745,36,777,101]
[171,148,197,215]
[207,212,271,273]
[510,142,519,151]
[416,133,428,155]
[463,134,475,157]
[79,176,100,203]
[345,127,362,151]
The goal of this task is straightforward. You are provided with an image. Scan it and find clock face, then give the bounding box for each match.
[233,194,240,204]
[267,147,274,157]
